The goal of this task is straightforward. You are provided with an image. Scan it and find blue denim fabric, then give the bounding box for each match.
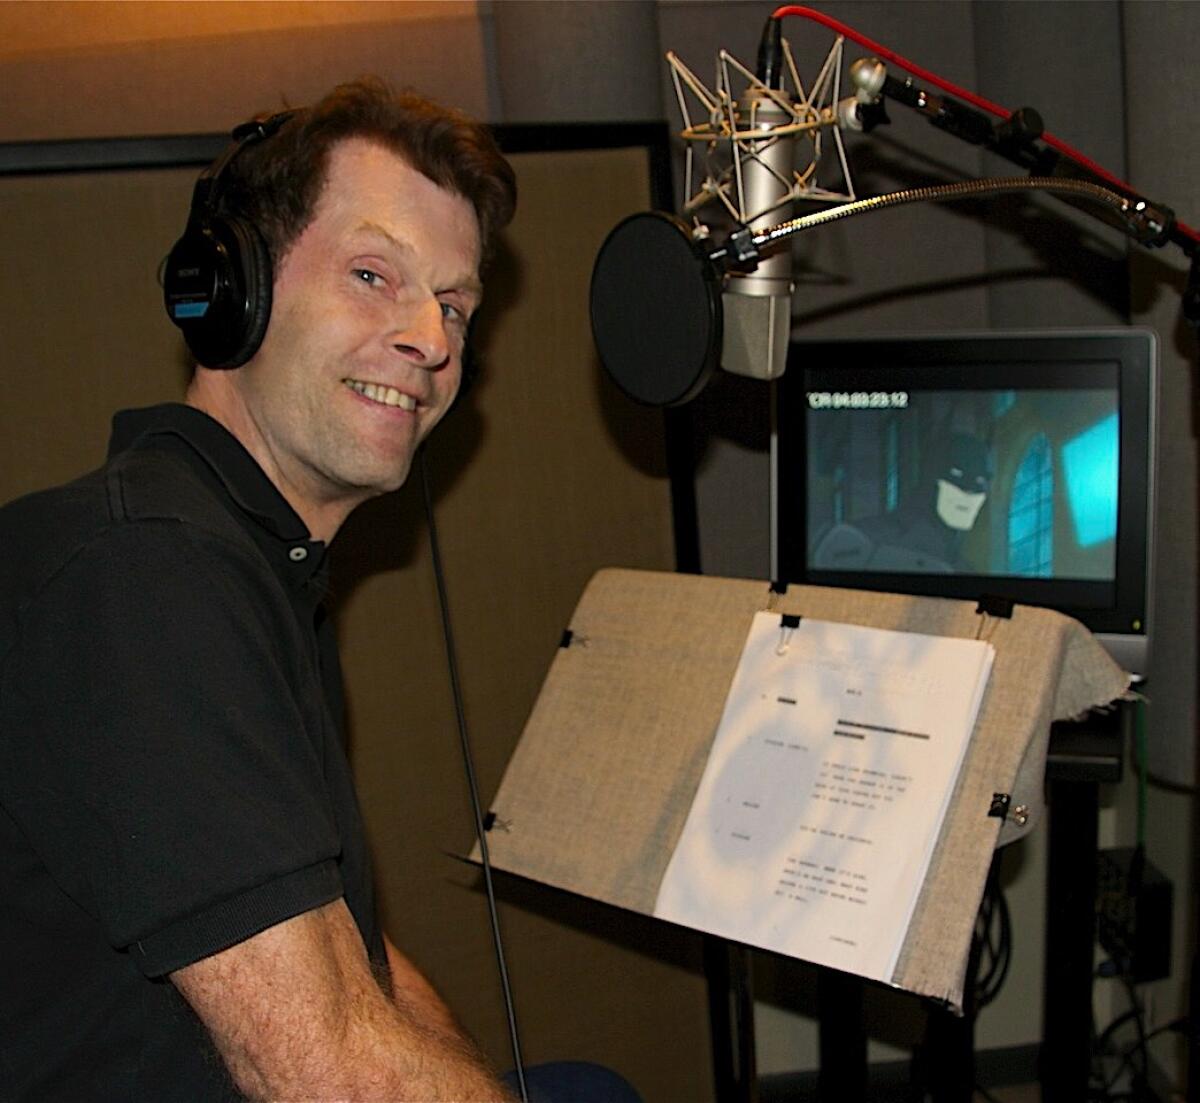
[502,1061,642,1103]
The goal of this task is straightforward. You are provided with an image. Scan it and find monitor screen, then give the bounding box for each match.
[774,331,1156,675]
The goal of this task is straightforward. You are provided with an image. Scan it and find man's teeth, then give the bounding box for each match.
[345,380,417,411]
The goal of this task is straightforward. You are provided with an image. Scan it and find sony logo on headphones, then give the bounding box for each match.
[175,267,202,277]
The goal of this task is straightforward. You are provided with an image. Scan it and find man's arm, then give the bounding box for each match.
[382,932,468,1044]
[172,898,515,1102]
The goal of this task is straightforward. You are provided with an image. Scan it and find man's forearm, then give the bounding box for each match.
[174,901,516,1102]
[383,934,471,1046]
[305,977,515,1103]
[235,1005,511,1102]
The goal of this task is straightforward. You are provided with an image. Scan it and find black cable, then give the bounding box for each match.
[418,448,529,1103]
[973,853,1012,1009]
[1124,976,1150,1096]
[1105,1018,1189,1098]
[961,856,1013,1101]
[1094,975,1178,1100]
[1111,976,1150,1098]
[1096,1006,1143,1053]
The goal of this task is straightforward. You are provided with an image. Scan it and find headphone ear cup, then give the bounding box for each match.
[220,216,273,368]
[163,215,272,369]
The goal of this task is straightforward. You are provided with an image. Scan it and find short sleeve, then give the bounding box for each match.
[1,519,344,976]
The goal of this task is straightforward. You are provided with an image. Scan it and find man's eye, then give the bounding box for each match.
[440,301,467,323]
[353,268,383,286]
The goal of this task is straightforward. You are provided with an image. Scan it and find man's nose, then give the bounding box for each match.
[391,297,450,369]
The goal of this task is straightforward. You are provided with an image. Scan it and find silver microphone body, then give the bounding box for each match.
[721,89,796,381]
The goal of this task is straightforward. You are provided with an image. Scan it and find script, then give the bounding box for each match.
[653,613,994,981]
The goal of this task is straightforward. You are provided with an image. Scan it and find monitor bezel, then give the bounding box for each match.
[773,329,1156,673]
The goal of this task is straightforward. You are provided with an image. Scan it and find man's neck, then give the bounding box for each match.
[184,375,355,544]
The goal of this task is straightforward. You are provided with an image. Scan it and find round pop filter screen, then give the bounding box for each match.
[589,211,723,407]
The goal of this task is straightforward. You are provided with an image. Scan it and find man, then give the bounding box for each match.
[0,78,634,1102]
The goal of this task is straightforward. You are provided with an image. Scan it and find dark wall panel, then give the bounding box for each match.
[1125,0,1200,786]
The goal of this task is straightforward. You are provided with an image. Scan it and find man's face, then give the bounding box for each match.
[230,138,482,528]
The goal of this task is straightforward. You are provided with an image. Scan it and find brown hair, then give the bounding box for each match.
[217,77,516,265]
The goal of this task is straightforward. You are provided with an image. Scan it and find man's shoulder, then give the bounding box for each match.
[0,444,251,619]
[108,438,243,533]
[4,441,239,538]
[0,467,109,606]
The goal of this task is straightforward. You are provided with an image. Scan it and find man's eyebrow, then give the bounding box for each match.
[456,274,485,303]
[352,220,483,300]
[352,220,413,255]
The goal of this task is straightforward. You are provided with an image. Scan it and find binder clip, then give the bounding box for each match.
[482,812,512,833]
[975,595,1014,639]
[777,613,801,655]
[975,595,1015,619]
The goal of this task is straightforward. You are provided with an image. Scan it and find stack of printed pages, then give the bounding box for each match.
[653,613,993,982]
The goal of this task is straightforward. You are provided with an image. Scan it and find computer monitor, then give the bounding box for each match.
[774,330,1157,676]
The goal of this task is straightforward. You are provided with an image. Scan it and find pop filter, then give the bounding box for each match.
[589,211,723,407]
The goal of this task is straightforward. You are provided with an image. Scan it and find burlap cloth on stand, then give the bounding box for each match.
[476,568,1131,1011]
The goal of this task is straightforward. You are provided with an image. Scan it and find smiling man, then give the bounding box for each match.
[0,80,636,1103]
[188,140,481,542]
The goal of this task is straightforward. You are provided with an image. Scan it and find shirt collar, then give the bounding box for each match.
[108,403,328,589]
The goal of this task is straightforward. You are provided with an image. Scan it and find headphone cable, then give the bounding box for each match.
[417,446,529,1103]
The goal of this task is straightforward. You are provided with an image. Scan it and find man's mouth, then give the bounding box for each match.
[344,379,418,411]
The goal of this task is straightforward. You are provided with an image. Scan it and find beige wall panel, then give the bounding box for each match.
[0,168,193,492]
[333,145,714,1100]
[0,1,476,55]
[0,7,491,141]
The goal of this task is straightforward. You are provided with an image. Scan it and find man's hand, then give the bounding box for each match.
[171,898,515,1102]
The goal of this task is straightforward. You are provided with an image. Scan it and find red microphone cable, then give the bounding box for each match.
[771,4,1200,247]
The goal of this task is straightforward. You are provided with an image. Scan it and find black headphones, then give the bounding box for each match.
[163,112,293,369]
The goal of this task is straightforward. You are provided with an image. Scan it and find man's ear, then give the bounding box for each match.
[447,320,480,414]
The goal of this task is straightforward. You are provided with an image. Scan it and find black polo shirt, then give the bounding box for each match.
[0,404,384,1101]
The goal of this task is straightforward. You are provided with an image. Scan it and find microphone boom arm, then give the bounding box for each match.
[707,175,1176,273]
[846,63,1188,256]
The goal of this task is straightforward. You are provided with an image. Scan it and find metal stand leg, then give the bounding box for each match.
[1042,776,1100,1101]
[704,936,758,1103]
[921,1004,976,1103]
[817,970,867,1102]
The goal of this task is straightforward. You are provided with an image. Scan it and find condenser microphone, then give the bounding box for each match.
[588,16,805,406]
[719,90,795,383]
[720,18,796,383]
